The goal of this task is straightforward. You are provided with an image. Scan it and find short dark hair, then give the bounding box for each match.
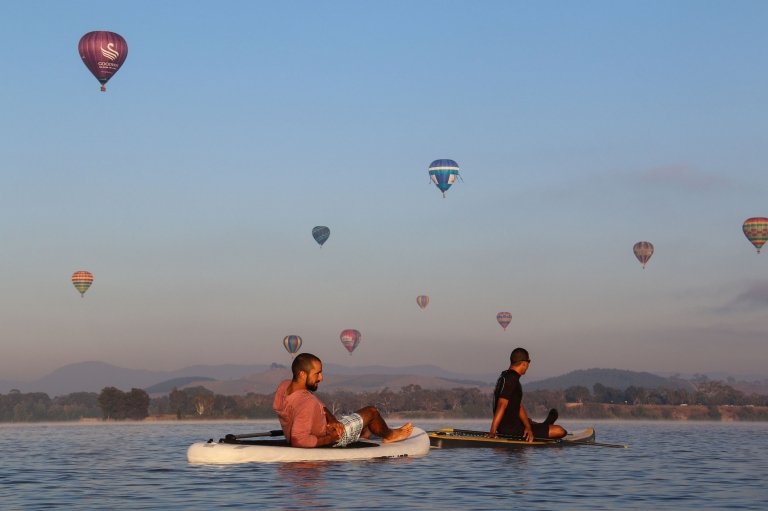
[292,353,321,381]
[510,348,529,365]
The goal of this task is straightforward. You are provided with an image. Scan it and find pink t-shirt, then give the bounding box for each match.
[272,379,328,448]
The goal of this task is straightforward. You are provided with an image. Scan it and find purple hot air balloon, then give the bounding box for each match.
[78,31,128,91]
[283,335,302,358]
[497,312,512,331]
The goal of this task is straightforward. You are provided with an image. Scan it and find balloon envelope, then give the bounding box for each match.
[416,295,429,310]
[283,335,302,357]
[633,241,654,268]
[340,329,361,354]
[78,31,128,91]
[743,218,768,254]
[312,226,330,248]
[72,271,93,297]
[428,159,460,198]
[497,312,512,331]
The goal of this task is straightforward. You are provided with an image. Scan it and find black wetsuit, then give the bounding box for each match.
[494,369,550,438]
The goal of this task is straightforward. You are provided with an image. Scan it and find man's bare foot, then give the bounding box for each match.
[382,423,413,443]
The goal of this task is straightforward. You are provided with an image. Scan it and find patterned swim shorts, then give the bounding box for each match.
[333,413,364,447]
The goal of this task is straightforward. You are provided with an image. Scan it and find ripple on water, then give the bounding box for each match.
[1,420,767,509]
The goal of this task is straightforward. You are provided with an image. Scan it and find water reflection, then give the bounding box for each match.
[276,461,330,509]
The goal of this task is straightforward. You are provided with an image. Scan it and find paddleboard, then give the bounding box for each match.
[187,427,430,464]
[428,427,596,449]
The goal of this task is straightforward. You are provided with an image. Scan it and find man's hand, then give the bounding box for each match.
[326,421,344,441]
[523,425,534,442]
[484,431,497,438]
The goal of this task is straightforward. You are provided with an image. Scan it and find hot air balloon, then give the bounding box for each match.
[743,218,768,254]
[283,335,302,357]
[428,159,460,198]
[633,241,654,269]
[78,31,128,91]
[312,226,330,248]
[340,329,361,355]
[416,295,429,310]
[497,312,512,331]
[72,271,93,297]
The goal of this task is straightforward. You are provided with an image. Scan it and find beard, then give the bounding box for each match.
[306,381,319,392]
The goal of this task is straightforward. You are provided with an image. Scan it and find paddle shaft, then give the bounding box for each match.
[439,429,627,448]
[229,430,284,440]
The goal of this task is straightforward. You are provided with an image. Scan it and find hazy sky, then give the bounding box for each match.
[1,1,767,381]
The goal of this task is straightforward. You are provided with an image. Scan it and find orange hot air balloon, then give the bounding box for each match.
[72,271,93,297]
[416,295,429,310]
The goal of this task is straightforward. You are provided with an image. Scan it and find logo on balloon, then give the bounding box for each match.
[100,43,119,61]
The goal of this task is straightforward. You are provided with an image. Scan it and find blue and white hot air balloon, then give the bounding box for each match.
[428,159,460,198]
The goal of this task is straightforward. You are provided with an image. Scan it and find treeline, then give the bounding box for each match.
[4,379,768,422]
[148,386,276,419]
[0,390,102,422]
[523,380,768,419]
[97,387,151,420]
[146,384,492,419]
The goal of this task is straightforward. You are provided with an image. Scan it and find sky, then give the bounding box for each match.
[0,1,767,381]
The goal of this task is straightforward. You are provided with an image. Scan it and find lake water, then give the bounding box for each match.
[1,419,767,510]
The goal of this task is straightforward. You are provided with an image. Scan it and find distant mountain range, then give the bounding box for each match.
[0,361,498,397]
[7,361,758,397]
[524,368,695,392]
[173,369,494,396]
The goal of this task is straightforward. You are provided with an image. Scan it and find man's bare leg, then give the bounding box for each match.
[355,406,413,443]
[529,419,567,439]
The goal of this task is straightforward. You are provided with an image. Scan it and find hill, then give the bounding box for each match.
[181,369,493,395]
[524,368,694,392]
[144,376,215,394]
[0,361,496,396]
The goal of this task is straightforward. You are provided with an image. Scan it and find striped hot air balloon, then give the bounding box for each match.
[633,242,654,269]
[283,335,302,357]
[497,312,512,331]
[428,159,460,198]
[416,295,429,310]
[312,226,330,248]
[340,329,361,355]
[72,271,93,297]
[743,217,768,254]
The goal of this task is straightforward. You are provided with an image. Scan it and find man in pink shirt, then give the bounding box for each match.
[273,353,414,448]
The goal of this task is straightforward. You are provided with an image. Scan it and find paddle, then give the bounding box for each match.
[435,428,628,448]
[224,430,284,441]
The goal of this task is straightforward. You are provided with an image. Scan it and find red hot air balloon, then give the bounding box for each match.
[497,312,512,331]
[340,329,361,355]
[78,31,128,91]
[416,295,429,310]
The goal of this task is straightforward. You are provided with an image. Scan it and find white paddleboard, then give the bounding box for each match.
[187,427,430,464]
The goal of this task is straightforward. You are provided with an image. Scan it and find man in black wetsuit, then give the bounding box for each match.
[486,348,567,441]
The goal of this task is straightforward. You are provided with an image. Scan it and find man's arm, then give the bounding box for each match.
[486,398,508,438]
[519,404,533,442]
[290,405,341,448]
